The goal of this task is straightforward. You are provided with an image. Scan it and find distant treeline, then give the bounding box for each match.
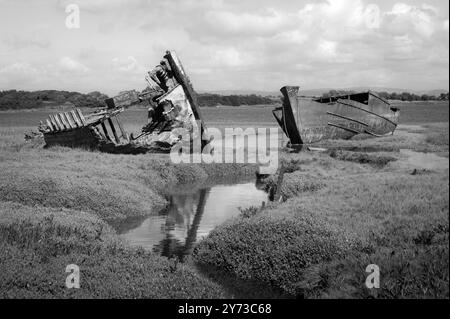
[322,89,449,101]
[0,90,109,110]
[0,90,277,110]
[1,89,447,111]
[197,93,277,107]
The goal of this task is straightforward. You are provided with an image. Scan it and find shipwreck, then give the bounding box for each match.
[273,86,400,146]
[37,51,212,154]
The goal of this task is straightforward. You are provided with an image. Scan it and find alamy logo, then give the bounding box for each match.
[65,264,80,289]
[65,4,80,29]
[169,124,279,174]
[364,4,381,29]
[365,264,380,289]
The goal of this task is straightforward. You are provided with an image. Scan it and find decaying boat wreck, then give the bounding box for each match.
[38,51,212,154]
[38,107,146,153]
[273,86,400,145]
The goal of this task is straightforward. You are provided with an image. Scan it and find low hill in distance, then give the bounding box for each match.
[203,87,449,98]
[0,88,447,111]
[0,90,109,111]
[0,90,278,110]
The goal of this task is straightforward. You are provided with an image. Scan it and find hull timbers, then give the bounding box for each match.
[36,51,212,155]
[274,86,400,145]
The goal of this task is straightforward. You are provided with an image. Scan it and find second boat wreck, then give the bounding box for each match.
[273,86,400,146]
[38,51,212,154]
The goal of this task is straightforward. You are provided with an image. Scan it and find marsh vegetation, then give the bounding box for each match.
[0,102,448,298]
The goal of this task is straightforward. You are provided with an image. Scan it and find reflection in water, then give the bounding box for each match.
[119,182,268,260]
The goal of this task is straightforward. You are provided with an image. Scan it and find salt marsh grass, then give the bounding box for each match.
[0,104,448,298]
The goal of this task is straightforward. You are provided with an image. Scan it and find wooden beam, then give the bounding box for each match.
[49,115,60,131]
[76,109,87,126]
[71,110,83,127]
[45,119,54,132]
[57,113,70,130]
[53,114,65,131]
[108,118,121,144]
[101,121,111,141]
[94,125,107,140]
[114,115,128,142]
[67,111,79,128]
[63,112,75,129]
[66,112,78,128]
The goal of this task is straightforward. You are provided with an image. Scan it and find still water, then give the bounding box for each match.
[117,179,268,259]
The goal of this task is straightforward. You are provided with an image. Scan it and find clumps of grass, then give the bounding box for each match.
[0,201,226,299]
[195,168,449,298]
[0,242,226,298]
[262,171,325,201]
[334,145,400,153]
[279,172,325,199]
[193,213,361,296]
[410,168,431,175]
[296,245,449,299]
[0,201,121,257]
[0,130,258,223]
[356,174,449,249]
[200,163,258,179]
[328,150,397,167]
[425,132,449,148]
[238,206,260,218]
[316,138,401,153]
[282,158,303,173]
[0,170,165,221]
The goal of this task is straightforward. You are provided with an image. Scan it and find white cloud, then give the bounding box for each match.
[3,34,50,50]
[0,0,448,93]
[112,56,141,73]
[317,40,338,59]
[214,48,243,67]
[205,9,290,36]
[59,57,90,73]
[0,62,39,76]
[58,0,134,12]
[0,62,43,88]
[297,0,380,36]
[273,30,308,45]
[385,3,439,37]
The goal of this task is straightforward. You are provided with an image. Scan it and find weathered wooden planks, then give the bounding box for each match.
[107,118,121,144]
[274,86,399,145]
[76,109,87,126]
[114,115,128,142]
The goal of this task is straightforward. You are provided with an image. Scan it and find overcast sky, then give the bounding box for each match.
[0,0,448,95]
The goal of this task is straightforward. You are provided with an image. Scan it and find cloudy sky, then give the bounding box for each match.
[0,0,448,95]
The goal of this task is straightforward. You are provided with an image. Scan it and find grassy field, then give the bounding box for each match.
[1,100,448,129]
[193,122,449,298]
[0,101,448,298]
[0,121,256,297]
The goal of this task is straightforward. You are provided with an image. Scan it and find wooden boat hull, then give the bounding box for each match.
[274,86,400,145]
[43,127,159,154]
[38,51,213,155]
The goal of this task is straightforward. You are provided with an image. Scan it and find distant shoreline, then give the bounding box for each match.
[0,100,447,113]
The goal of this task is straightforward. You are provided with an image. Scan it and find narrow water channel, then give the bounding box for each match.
[116,178,268,260]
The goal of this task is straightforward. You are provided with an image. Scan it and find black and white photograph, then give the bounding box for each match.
[0,0,448,307]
